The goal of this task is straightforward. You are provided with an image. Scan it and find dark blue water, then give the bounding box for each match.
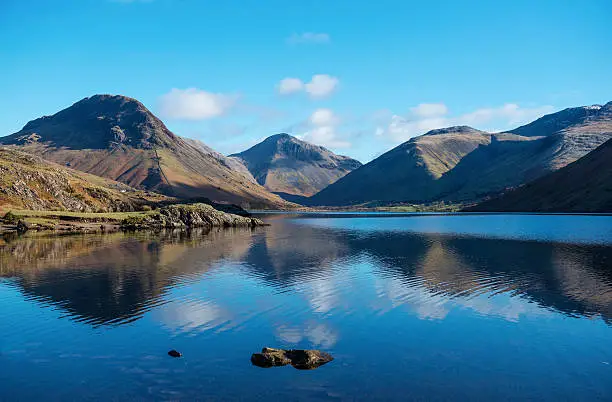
[1,213,612,401]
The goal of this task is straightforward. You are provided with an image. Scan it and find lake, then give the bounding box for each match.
[1,213,612,401]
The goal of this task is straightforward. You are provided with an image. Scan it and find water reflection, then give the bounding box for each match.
[0,228,258,326]
[1,215,611,328]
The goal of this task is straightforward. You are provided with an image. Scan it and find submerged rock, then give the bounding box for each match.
[251,347,333,370]
[168,349,182,358]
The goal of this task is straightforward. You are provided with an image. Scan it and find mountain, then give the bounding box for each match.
[1,95,289,209]
[229,133,361,198]
[436,102,612,201]
[467,138,612,213]
[309,102,612,206]
[0,147,168,212]
[308,126,493,205]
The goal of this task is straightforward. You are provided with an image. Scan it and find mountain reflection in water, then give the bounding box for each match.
[1,213,611,400]
[2,216,610,326]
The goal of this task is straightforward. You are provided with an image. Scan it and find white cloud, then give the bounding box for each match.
[377,114,449,142]
[409,103,448,118]
[309,108,337,126]
[277,77,304,95]
[304,74,339,98]
[158,88,237,120]
[301,126,351,149]
[298,108,350,149]
[276,74,339,99]
[286,32,330,45]
[459,103,554,127]
[376,102,555,142]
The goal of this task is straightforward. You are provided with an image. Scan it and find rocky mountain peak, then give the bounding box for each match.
[424,126,481,136]
[508,104,607,137]
[6,94,176,150]
[229,134,362,197]
[267,133,293,142]
[599,101,612,114]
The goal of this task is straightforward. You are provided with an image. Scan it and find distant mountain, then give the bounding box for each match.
[436,102,612,201]
[229,133,361,198]
[0,147,168,212]
[309,102,612,206]
[466,138,612,213]
[308,126,492,205]
[1,95,289,209]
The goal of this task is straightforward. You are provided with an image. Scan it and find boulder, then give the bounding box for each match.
[168,349,182,358]
[251,347,333,370]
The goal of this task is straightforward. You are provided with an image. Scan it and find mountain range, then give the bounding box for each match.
[308,102,612,207]
[1,95,611,213]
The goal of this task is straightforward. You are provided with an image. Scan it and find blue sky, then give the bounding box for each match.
[1,0,610,162]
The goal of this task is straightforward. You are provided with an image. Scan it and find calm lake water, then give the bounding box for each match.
[1,213,612,401]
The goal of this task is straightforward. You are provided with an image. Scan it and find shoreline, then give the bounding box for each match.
[0,203,266,236]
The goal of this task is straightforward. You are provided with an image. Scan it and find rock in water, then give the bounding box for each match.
[168,349,182,358]
[285,349,334,370]
[250,347,292,368]
[251,347,333,370]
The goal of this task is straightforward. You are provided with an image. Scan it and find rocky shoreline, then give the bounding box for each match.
[0,203,266,235]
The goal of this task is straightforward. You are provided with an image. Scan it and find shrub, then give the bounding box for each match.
[121,215,147,229]
[141,205,152,212]
[3,211,20,224]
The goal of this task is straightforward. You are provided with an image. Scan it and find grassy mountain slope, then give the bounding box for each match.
[467,138,612,212]
[308,126,491,205]
[0,147,168,212]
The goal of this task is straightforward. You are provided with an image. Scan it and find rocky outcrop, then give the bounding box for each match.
[250,347,334,370]
[121,203,264,230]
